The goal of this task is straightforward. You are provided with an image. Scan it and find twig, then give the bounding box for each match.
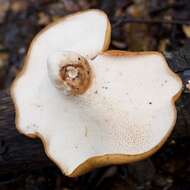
[113,17,190,28]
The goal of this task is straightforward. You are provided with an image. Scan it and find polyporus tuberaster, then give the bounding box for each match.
[11,9,182,177]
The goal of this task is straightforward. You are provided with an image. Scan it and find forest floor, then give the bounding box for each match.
[0,0,190,189]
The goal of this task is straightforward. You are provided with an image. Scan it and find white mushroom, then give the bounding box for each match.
[11,10,182,177]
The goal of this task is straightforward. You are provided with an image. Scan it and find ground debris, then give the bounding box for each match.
[0,0,190,190]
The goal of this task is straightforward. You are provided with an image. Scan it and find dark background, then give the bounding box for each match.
[0,0,190,189]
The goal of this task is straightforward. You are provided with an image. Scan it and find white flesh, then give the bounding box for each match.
[13,52,182,175]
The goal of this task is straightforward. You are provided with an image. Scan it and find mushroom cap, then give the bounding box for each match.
[11,10,182,177]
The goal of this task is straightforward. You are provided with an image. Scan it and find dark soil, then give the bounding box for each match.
[0,0,190,189]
